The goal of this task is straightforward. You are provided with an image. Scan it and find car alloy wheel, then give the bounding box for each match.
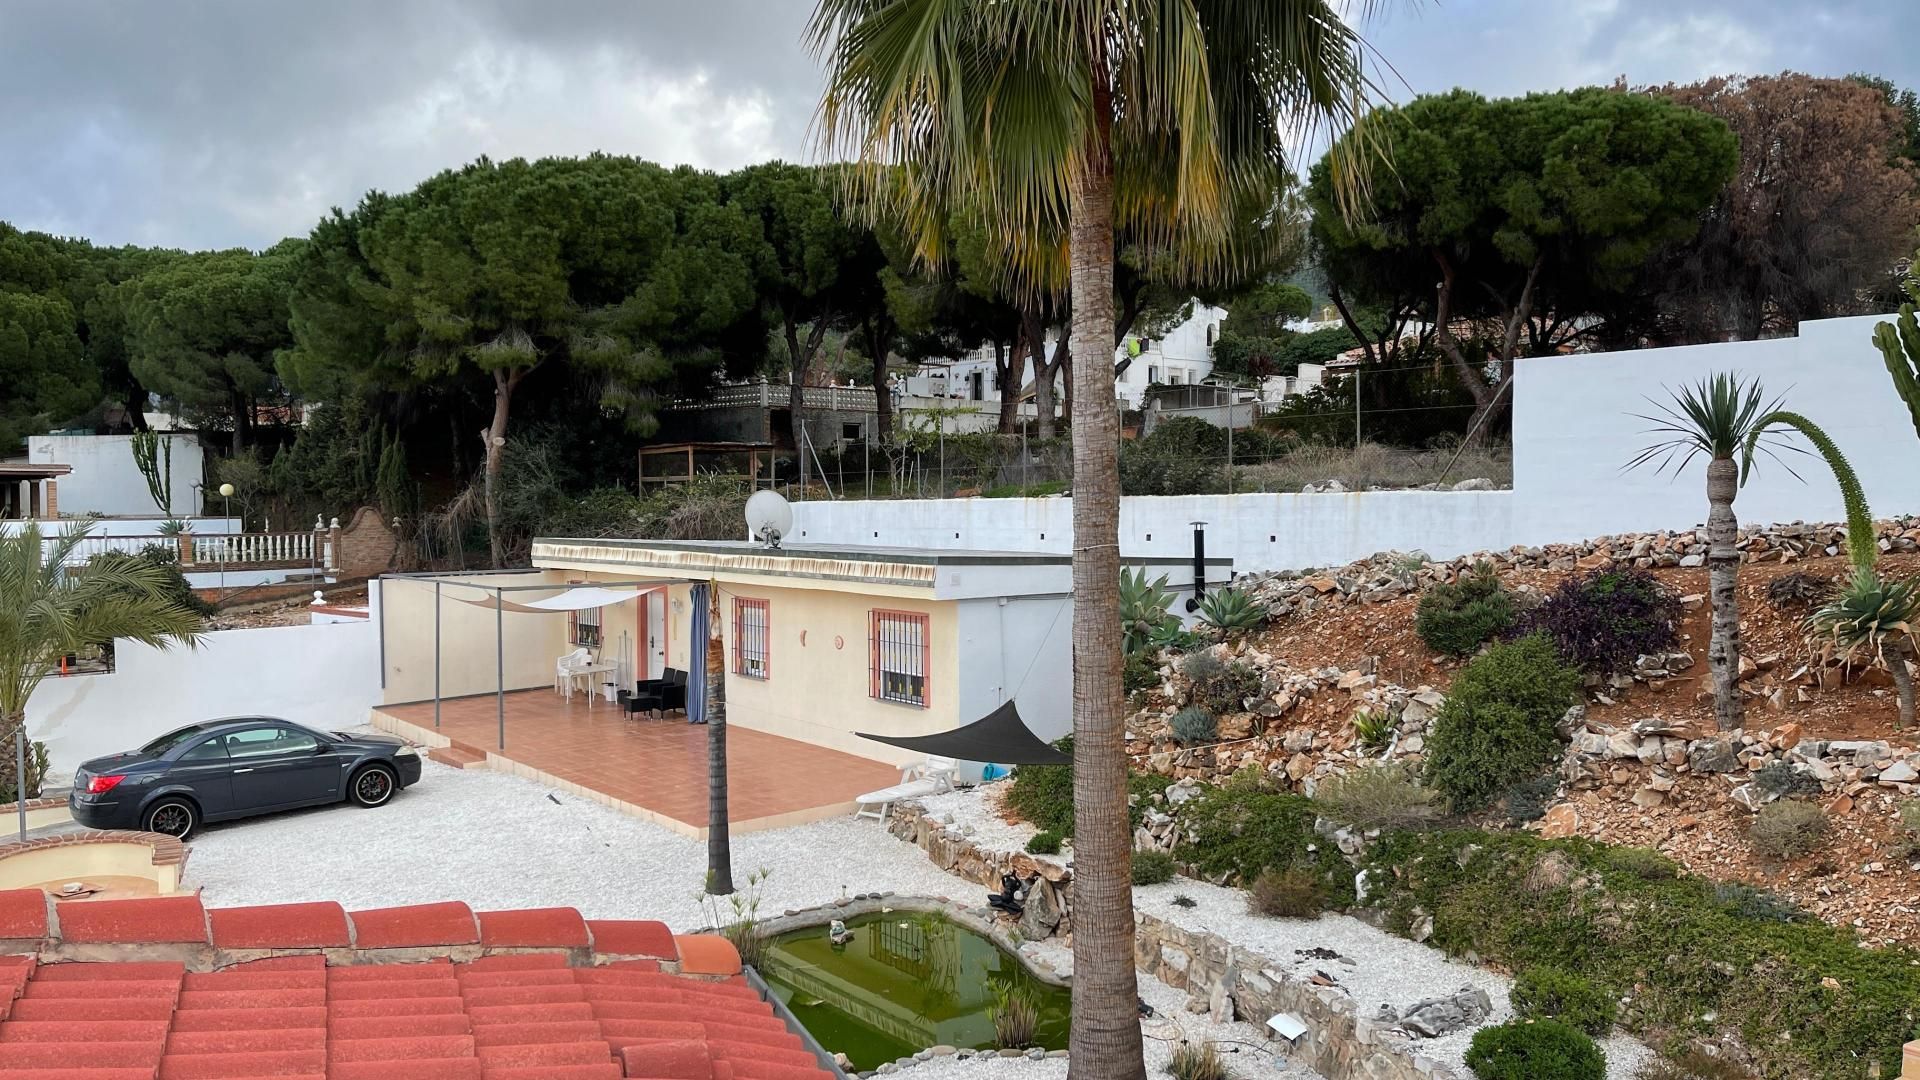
[146,801,195,839]
[353,767,395,807]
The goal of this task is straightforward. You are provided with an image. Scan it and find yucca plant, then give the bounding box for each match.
[1808,571,1920,728]
[1350,707,1399,755]
[1195,588,1267,634]
[1630,373,1791,731]
[1120,567,1180,656]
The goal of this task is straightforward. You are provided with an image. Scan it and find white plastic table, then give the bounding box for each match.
[564,662,618,703]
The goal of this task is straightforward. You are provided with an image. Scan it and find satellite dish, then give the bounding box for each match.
[745,490,795,549]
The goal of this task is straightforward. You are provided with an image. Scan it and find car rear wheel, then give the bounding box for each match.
[144,799,197,840]
[350,765,397,807]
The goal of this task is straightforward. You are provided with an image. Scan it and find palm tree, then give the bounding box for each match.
[0,525,205,795]
[809,5,1389,1074]
[1628,374,1787,730]
[703,584,733,895]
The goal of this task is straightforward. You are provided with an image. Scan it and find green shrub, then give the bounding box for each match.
[1248,866,1328,917]
[1170,706,1218,746]
[1748,800,1828,861]
[1166,1041,1229,1080]
[1131,849,1178,885]
[1503,774,1560,826]
[1358,829,1909,1080]
[1173,775,1353,902]
[1007,737,1170,837]
[1424,635,1582,811]
[1124,649,1161,696]
[1025,830,1063,855]
[1750,761,1821,800]
[1180,651,1263,714]
[1464,1019,1605,1080]
[1602,846,1678,881]
[1314,764,1441,831]
[1416,563,1515,656]
[1633,1050,1759,1080]
[1510,967,1617,1035]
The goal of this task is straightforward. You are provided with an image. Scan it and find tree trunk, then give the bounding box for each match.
[995,338,1024,435]
[0,709,24,803]
[1891,638,1916,730]
[1065,45,1145,1080]
[785,319,830,493]
[482,369,518,570]
[868,322,893,443]
[704,596,733,895]
[1027,312,1058,440]
[1704,456,1745,731]
[1060,346,1074,428]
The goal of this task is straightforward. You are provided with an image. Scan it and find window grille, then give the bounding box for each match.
[570,607,601,649]
[733,598,769,678]
[869,610,929,707]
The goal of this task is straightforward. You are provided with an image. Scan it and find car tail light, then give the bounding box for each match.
[85,774,125,795]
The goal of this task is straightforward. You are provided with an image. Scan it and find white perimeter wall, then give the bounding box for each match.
[789,313,1917,574]
[27,434,206,517]
[26,588,384,780]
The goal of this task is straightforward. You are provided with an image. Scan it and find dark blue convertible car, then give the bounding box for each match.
[70,717,423,839]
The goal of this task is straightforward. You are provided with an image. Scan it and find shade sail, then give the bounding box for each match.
[450,586,646,614]
[855,700,1069,765]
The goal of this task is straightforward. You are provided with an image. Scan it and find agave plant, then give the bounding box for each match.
[1120,567,1180,656]
[1808,571,1920,729]
[1195,587,1267,634]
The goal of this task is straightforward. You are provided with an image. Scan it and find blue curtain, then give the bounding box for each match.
[686,584,709,723]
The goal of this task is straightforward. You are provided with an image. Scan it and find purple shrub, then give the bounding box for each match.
[1512,568,1681,676]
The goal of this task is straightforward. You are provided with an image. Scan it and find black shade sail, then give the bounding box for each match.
[855,700,1069,765]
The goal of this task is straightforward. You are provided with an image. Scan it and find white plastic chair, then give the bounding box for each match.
[555,648,592,696]
[854,756,960,822]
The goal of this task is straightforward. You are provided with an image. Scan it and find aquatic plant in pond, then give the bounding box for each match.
[758,911,1069,1069]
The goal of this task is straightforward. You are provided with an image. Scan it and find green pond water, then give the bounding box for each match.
[758,912,1071,1070]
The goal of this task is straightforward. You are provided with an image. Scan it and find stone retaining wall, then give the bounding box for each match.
[885,804,1460,1080]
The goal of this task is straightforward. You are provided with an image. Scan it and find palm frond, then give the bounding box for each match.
[1624,373,1795,478]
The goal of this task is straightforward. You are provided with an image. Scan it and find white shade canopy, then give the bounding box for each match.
[451,585,649,615]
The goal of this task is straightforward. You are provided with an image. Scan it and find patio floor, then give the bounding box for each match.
[372,690,903,837]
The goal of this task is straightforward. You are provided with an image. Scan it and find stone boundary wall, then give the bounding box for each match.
[883,804,1459,1080]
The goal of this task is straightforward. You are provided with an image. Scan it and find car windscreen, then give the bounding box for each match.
[139,724,214,756]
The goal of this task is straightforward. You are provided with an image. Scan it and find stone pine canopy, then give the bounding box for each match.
[855,700,1069,766]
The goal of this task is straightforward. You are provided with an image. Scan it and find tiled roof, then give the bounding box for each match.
[0,889,836,1080]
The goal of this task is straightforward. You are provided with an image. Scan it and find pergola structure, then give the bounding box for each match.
[385,572,694,750]
[0,463,70,520]
[636,442,777,491]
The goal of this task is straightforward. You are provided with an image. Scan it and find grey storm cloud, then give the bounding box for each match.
[1,0,1913,251]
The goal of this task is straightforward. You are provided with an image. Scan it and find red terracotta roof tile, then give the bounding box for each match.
[477,907,590,949]
[585,919,677,960]
[208,901,350,949]
[57,894,206,944]
[620,1038,716,1079]
[0,890,46,940]
[348,901,477,949]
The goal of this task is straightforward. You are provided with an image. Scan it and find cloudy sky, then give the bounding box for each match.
[2,0,1913,251]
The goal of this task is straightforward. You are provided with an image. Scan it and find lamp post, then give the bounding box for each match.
[218,482,235,592]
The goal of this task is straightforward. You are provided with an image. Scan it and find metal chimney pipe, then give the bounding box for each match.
[1188,520,1207,611]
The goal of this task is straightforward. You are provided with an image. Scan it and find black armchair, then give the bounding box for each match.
[657,669,690,715]
[628,668,688,718]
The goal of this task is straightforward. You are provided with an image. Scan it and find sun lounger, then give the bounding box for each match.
[854,756,959,822]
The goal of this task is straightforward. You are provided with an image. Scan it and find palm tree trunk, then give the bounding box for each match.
[1704,456,1745,731]
[705,609,733,895]
[1065,44,1145,1080]
[0,709,23,803]
[1890,638,1916,730]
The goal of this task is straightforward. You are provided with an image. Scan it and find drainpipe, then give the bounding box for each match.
[1187,520,1207,612]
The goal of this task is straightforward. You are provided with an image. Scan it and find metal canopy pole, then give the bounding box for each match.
[503,588,510,749]
[433,580,442,729]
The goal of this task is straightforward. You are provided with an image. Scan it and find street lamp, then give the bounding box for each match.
[218,482,235,592]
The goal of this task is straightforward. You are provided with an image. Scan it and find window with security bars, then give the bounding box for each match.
[569,606,601,649]
[869,610,929,707]
[733,598,769,679]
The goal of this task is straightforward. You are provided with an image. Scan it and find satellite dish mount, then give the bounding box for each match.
[745,490,795,550]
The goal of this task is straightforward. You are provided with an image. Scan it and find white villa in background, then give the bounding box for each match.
[898,304,1354,422]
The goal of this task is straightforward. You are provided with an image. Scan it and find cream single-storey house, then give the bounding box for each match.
[375,539,1228,772]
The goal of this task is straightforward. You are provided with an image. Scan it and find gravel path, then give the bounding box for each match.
[187,761,972,926]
